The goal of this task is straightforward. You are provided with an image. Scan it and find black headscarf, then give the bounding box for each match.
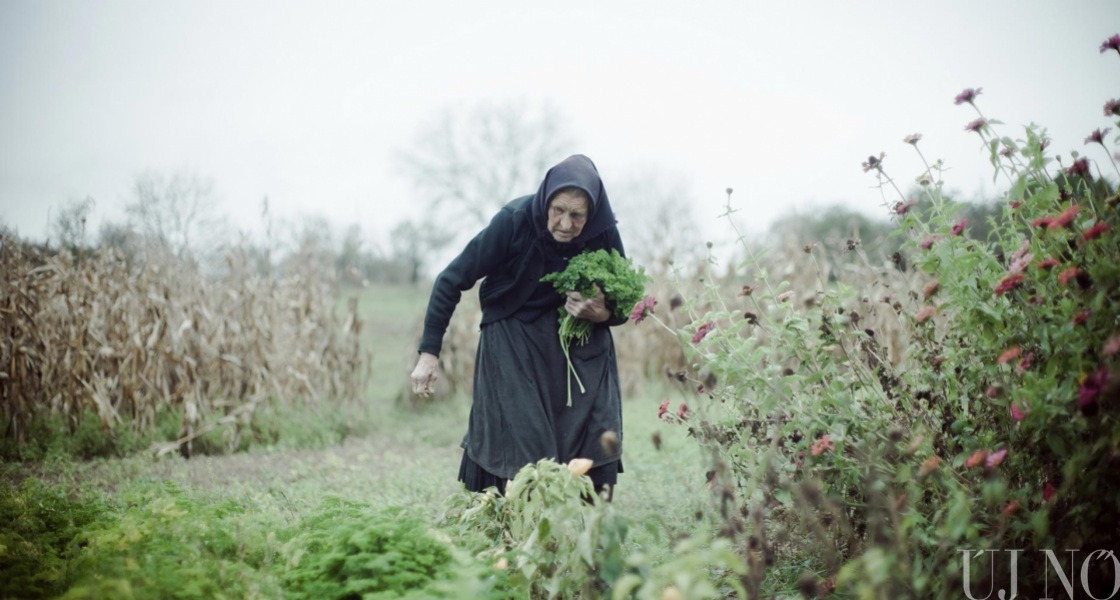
[530,154,617,251]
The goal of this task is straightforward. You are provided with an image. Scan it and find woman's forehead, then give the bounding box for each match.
[549,188,590,209]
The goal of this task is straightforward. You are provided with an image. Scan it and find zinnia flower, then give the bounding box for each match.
[999,145,1016,158]
[1050,204,1079,228]
[1010,402,1027,421]
[894,199,919,215]
[986,449,1007,468]
[1031,216,1055,229]
[1002,500,1021,517]
[965,450,990,468]
[954,87,982,105]
[993,273,1025,296]
[676,402,690,420]
[915,306,936,323]
[904,133,922,144]
[1057,267,1083,286]
[1072,309,1091,326]
[629,296,657,324]
[919,236,940,249]
[1078,366,1110,409]
[1018,351,1035,371]
[1085,128,1111,146]
[657,398,670,419]
[810,434,834,456]
[1036,258,1060,270]
[1009,200,1022,209]
[691,321,715,344]
[922,280,940,299]
[777,291,794,303]
[1083,222,1111,241]
[1100,33,1120,54]
[1043,482,1057,502]
[861,152,885,173]
[965,118,987,133]
[1066,158,1091,178]
[951,219,968,236]
[997,346,1022,364]
[1106,99,1120,117]
[919,455,941,477]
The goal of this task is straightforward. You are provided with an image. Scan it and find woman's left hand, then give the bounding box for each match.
[565,287,610,323]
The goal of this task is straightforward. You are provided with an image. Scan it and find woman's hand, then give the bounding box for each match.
[565,287,610,323]
[410,352,440,397]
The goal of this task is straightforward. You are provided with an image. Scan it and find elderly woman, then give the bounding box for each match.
[410,154,627,497]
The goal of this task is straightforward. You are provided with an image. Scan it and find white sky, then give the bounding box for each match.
[2,1,1118,250]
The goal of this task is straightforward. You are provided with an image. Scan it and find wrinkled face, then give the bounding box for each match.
[547,189,590,243]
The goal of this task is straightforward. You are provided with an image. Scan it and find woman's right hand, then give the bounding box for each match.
[410,352,440,398]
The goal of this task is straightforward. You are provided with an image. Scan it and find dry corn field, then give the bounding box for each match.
[0,233,370,456]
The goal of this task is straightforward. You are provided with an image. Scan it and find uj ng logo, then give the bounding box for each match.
[960,549,1120,600]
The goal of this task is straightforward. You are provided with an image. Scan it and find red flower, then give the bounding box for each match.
[1085,128,1111,146]
[676,402,691,420]
[630,296,657,324]
[1083,222,1111,241]
[951,219,968,236]
[1100,33,1120,54]
[1010,402,1027,421]
[1009,200,1022,209]
[1066,158,1091,178]
[1050,204,1079,228]
[1018,351,1035,371]
[1036,258,1060,270]
[986,449,1007,468]
[965,450,990,468]
[811,434,835,456]
[954,87,983,105]
[894,199,919,215]
[997,346,1021,364]
[915,306,936,323]
[1031,216,1055,229]
[1078,366,1110,409]
[1058,267,1083,286]
[1073,309,1091,326]
[922,280,940,299]
[657,398,670,419]
[964,118,987,133]
[994,273,1025,296]
[919,455,941,477]
[1043,482,1057,502]
[691,321,715,344]
[1106,99,1120,117]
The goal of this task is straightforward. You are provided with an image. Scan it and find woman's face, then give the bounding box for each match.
[547,190,590,243]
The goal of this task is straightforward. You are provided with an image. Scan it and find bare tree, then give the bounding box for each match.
[396,98,578,233]
[50,196,95,256]
[126,169,220,261]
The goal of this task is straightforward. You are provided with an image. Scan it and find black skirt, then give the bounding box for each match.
[458,310,623,492]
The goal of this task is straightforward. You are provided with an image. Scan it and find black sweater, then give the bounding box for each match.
[418,195,627,356]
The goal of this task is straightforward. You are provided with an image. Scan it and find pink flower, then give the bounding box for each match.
[1106,99,1120,117]
[997,346,1021,365]
[1066,158,1091,178]
[630,296,657,324]
[657,398,670,419]
[1000,145,1016,158]
[1100,33,1120,54]
[1031,216,1055,229]
[1003,500,1021,517]
[1036,258,1060,270]
[1018,351,1035,371]
[1043,482,1057,502]
[1010,402,1027,421]
[965,450,990,468]
[915,306,936,323]
[894,199,919,215]
[777,290,794,303]
[994,273,1025,296]
[986,449,1008,468]
[951,219,968,236]
[985,385,1003,399]
[1103,334,1120,357]
[965,118,987,133]
[919,236,940,250]
[1078,366,1110,409]
[919,455,941,477]
[922,280,940,299]
[1057,267,1083,286]
[691,321,715,344]
[861,152,885,173]
[1050,204,1079,228]
[811,434,835,456]
[954,87,983,105]
[1008,253,1033,274]
[1083,222,1111,241]
[676,402,690,420]
[1085,128,1111,146]
[1009,200,1022,209]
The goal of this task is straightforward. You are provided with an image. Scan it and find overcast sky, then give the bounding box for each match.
[2,1,1117,251]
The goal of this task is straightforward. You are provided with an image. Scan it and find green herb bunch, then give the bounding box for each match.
[541,249,649,405]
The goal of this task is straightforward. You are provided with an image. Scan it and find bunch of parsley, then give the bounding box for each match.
[541,248,649,405]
